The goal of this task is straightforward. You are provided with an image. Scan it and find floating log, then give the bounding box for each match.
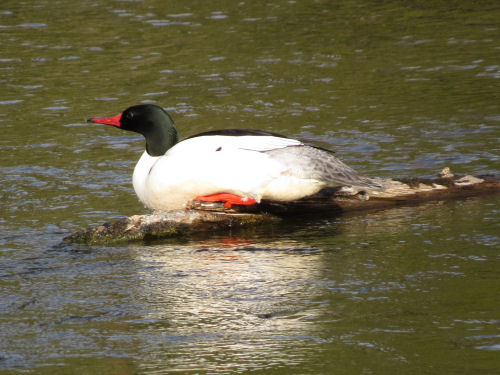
[64,168,499,245]
[65,210,277,245]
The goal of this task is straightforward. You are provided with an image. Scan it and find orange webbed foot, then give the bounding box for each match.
[193,193,257,209]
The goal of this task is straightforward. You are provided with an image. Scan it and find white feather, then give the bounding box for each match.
[132,135,317,210]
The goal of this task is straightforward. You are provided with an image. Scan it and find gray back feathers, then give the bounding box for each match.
[265,145,380,189]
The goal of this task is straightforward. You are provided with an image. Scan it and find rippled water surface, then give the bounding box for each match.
[1,0,499,373]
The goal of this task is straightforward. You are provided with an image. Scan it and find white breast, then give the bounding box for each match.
[132,136,297,210]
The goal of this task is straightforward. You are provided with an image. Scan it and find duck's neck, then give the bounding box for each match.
[143,114,178,156]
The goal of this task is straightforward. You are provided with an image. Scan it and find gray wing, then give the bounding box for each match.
[264,145,381,189]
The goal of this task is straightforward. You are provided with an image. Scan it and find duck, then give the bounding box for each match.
[88,104,380,210]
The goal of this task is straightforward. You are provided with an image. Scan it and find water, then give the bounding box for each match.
[1,0,499,373]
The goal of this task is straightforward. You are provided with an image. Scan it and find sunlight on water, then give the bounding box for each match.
[0,0,499,374]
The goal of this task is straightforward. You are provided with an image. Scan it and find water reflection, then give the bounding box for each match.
[130,238,327,372]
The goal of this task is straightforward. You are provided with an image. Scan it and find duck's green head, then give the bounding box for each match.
[88,104,179,156]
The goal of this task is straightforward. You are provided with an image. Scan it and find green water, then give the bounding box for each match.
[1,0,499,373]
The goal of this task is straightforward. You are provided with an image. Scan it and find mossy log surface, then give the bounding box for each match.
[64,169,499,245]
[65,211,277,245]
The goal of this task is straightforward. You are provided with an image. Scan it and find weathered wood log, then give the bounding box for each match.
[64,210,277,245]
[64,168,499,245]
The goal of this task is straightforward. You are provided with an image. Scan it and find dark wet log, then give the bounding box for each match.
[64,168,499,245]
[64,210,277,245]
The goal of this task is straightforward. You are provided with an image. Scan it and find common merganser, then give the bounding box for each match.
[88,104,380,210]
